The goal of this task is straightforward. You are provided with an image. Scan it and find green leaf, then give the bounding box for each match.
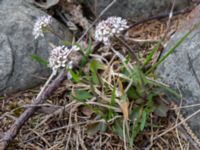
[127,86,140,100]
[146,29,192,74]
[81,37,92,66]
[111,86,116,106]
[144,42,161,66]
[89,60,104,84]
[130,108,145,146]
[73,90,93,102]
[91,71,99,84]
[130,107,141,122]
[130,118,141,147]
[112,118,125,140]
[147,79,180,99]
[90,59,104,71]
[131,66,147,88]
[146,94,154,108]
[68,69,80,82]
[130,107,144,146]
[140,110,147,130]
[85,37,92,56]
[107,86,116,120]
[31,54,48,66]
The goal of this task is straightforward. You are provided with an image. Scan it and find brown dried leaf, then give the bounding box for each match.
[119,101,129,120]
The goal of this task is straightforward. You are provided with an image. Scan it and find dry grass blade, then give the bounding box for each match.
[152,108,200,143]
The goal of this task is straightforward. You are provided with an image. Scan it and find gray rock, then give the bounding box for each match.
[86,0,190,21]
[0,0,72,95]
[156,5,200,139]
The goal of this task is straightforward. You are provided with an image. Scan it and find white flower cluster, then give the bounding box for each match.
[48,45,80,73]
[95,16,128,45]
[33,15,52,39]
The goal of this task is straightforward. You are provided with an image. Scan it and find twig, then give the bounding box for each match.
[155,0,176,62]
[0,70,65,149]
[78,0,117,42]
[125,6,193,32]
[125,37,159,43]
[55,9,70,28]
[25,119,105,142]
[75,113,87,150]
[171,116,200,150]
[35,101,76,129]
[152,108,200,142]
[175,82,184,150]
[162,0,176,40]
[64,105,73,150]
[35,72,56,101]
[170,103,200,110]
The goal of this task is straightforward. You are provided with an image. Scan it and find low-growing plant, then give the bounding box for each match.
[31,15,196,148]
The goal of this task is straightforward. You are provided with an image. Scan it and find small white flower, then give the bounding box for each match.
[67,61,73,79]
[95,16,128,45]
[49,46,69,72]
[33,15,52,39]
[115,88,122,97]
[48,45,80,73]
[71,45,80,51]
[67,61,73,69]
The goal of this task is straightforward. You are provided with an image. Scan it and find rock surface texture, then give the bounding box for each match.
[0,0,72,95]
[156,5,200,139]
[86,0,190,21]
